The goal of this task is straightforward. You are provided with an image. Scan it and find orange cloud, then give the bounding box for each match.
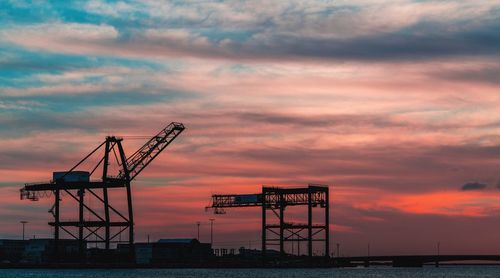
[357,190,500,217]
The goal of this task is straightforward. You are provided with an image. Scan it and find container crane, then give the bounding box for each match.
[206,185,330,259]
[20,122,185,255]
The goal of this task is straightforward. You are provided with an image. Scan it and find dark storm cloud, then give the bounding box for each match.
[461,182,487,191]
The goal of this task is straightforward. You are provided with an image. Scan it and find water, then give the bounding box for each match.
[2,266,500,278]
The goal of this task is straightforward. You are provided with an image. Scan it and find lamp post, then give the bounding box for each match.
[209,218,215,246]
[436,241,441,268]
[196,221,201,241]
[20,221,28,241]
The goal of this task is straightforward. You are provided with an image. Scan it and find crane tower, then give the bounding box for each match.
[20,122,185,256]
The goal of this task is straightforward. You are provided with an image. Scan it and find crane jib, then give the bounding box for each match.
[121,122,185,180]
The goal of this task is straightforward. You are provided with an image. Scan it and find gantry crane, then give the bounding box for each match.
[20,122,185,256]
[207,185,329,259]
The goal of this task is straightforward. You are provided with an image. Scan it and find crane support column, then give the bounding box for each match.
[102,140,110,250]
[325,186,330,258]
[279,191,285,257]
[117,141,134,246]
[78,188,85,258]
[308,190,313,257]
[262,189,267,259]
[126,180,134,245]
[54,189,60,261]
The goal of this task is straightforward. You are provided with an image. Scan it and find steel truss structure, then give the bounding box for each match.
[208,185,329,258]
[20,122,185,258]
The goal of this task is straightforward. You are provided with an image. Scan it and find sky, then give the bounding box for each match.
[1,0,500,256]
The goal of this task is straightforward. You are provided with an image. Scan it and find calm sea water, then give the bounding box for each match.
[2,266,500,277]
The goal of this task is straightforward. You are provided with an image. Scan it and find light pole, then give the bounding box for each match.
[196,221,201,241]
[20,221,28,241]
[436,241,441,268]
[209,218,215,247]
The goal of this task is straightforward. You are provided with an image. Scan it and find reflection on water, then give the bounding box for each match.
[2,266,500,278]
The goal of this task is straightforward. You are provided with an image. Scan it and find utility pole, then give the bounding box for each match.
[436,241,441,268]
[336,243,340,257]
[20,221,28,241]
[209,218,215,246]
[196,221,201,241]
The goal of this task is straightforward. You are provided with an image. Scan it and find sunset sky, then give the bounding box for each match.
[1,0,500,256]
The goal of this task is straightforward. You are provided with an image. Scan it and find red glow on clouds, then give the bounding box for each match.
[2,0,500,256]
[356,191,500,217]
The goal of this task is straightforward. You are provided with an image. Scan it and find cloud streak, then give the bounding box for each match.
[2,0,500,62]
[1,0,500,255]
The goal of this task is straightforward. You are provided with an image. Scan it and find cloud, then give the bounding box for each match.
[2,22,118,42]
[437,65,500,85]
[2,1,500,63]
[2,0,500,254]
[85,0,135,17]
[356,190,500,217]
[461,182,487,191]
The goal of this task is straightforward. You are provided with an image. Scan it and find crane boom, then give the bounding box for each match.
[121,122,185,180]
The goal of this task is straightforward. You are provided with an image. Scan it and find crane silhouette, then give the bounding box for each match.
[20,122,185,257]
